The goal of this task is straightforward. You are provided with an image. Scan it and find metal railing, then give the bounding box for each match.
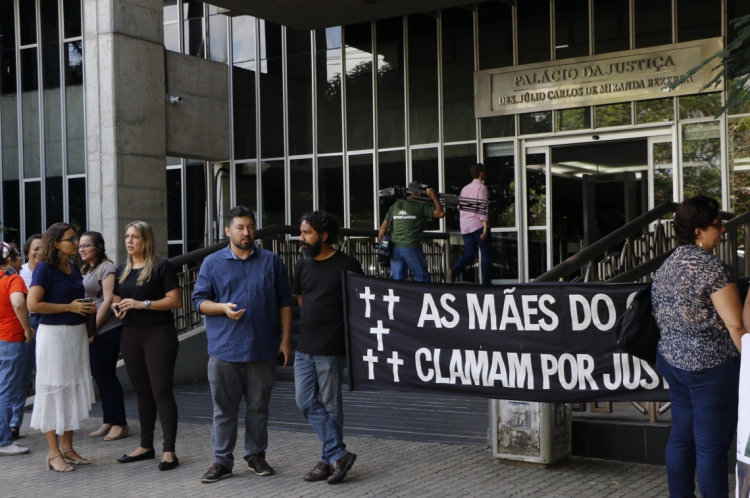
[168,225,451,335]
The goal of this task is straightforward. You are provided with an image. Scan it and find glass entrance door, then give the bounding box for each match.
[524,147,551,281]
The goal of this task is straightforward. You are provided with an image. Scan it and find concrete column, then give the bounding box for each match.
[83,0,167,262]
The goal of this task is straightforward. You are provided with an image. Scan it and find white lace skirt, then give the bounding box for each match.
[30,323,95,434]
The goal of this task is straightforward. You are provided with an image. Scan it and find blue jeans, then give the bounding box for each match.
[0,340,26,446]
[390,246,430,282]
[10,316,36,429]
[294,352,348,464]
[656,352,740,498]
[89,326,127,426]
[452,228,492,285]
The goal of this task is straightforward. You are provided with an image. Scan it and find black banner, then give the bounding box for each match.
[344,273,669,402]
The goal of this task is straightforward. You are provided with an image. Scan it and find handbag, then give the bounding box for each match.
[86,307,97,338]
[377,204,397,267]
[611,283,660,363]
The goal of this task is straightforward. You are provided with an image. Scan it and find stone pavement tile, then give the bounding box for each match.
[2,416,737,498]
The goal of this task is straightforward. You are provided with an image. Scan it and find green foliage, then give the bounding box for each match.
[0,223,18,234]
[668,15,750,118]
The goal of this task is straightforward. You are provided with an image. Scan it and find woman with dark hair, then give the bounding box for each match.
[27,222,96,472]
[9,234,42,441]
[0,242,34,456]
[79,231,128,441]
[652,195,746,496]
[112,221,182,471]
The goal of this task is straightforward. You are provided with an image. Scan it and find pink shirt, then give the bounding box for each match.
[459,179,489,234]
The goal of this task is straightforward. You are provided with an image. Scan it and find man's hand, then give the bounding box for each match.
[223,303,246,321]
[278,339,292,367]
[426,187,438,200]
[480,229,489,240]
[24,327,35,343]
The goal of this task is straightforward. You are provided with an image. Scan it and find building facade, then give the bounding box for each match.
[1,0,749,282]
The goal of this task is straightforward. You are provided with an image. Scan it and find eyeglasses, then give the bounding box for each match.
[59,236,78,243]
[78,243,94,250]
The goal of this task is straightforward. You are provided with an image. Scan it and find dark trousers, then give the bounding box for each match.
[120,323,179,452]
[452,228,492,285]
[89,326,127,426]
[656,352,740,498]
[208,356,276,469]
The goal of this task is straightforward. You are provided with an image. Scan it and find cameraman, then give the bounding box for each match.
[377,181,444,282]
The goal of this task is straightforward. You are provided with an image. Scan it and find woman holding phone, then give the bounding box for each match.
[112,221,182,471]
[27,223,96,472]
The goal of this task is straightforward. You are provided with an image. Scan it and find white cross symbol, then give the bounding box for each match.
[383,288,400,320]
[359,287,375,317]
[387,351,404,382]
[363,349,378,379]
[370,320,390,351]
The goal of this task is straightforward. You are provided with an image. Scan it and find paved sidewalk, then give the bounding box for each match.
[4,416,731,497]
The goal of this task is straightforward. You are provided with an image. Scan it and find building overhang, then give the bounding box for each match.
[208,0,481,30]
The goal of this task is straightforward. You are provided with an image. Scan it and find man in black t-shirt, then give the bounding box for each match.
[292,211,363,485]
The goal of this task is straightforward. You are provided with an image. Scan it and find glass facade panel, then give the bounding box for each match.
[345,23,374,151]
[634,0,672,48]
[45,175,63,226]
[63,0,82,39]
[376,17,405,149]
[65,41,84,174]
[1,0,18,184]
[348,153,374,228]
[164,23,179,53]
[653,141,673,205]
[556,107,591,131]
[484,142,515,228]
[21,48,40,178]
[492,231,519,280]
[677,0,721,43]
[318,156,344,223]
[555,0,590,60]
[261,159,285,225]
[183,1,203,19]
[286,28,313,156]
[42,1,62,177]
[528,229,547,278]
[679,93,722,120]
[166,168,182,240]
[682,122,722,204]
[24,181,42,236]
[316,28,342,153]
[408,15,438,145]
[595,102,632,127]
[442,8,475,143]
[19,1,36,46]
[727,0,750,115]
[68,177,86,235]
[729,117,750,216]
[235,161,258,215]
[517,0,551,65]
[526,152,547,226]
[259,21,284,158]
[636,98,673,124]
[477,1,513,70]
[481,116,515,139]
[164,0,178,22]
[290,158,313,223]
[378,150,406,217]
[208,14,228,63]
[519,111,552,135]
[184,18,205,57]
[594,0,630,55]
[444,144,477,231]
[232,17,257,160]
[185,161,206,251]
[411,147,440,231]
[2,179,20,239]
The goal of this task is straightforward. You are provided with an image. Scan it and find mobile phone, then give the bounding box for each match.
[115,304,121,313]
[79,298,93,303]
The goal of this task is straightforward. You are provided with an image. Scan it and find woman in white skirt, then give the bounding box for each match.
[27,222,96,472]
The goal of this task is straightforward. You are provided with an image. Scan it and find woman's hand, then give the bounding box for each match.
[111,301,127,320]
[69,299,96,316]
[118,298,145,311]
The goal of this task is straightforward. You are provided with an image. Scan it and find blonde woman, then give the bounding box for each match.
[27,223,96,472]
[111,221,182,471]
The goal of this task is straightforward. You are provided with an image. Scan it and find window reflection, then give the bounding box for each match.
[517,0,551,65]
[65,41,84,175]
[443,144,477,231]
[345,23,373,151]
[519,112,552,135]
[348,154,374,228]
[729,117,750,217]
[318,156,344,223]
[483,142,515,229]
[411,147,440,231]
[21,48,40,178]
[481,116,515,139]
[286,28,313,155]
[556,107,591,131]
[232,17,256,160]
[209,14,227,63]
[478,1,513,70]
[594,0,630,54]
[259,21,284,158]
[679,93,722,120]
[376,17,405,148]
[442,8,475,143]
[290,158,313,223]
[184,18,205,57]
[528,229,548,278]
[595,103,632,127]
[315,27,342,153]
[653,142,673,206]
[682,122,722,205]
[408,15,438,145]
[491,232,519,281]
[526,153,547,227]
[636,98,673,124]
[555,0,589,59]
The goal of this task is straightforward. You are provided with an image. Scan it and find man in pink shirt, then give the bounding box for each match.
[447,164,491,285]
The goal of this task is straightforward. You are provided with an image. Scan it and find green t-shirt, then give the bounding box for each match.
[384,199,436,248]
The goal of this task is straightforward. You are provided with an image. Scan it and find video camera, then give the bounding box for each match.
[378,183,490,216]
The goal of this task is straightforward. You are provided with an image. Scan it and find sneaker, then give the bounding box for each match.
[247,455,274,476]
[201,462,232,483]
[0,443,29,456]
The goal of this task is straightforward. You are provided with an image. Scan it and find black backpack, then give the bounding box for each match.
[612,283,661,363]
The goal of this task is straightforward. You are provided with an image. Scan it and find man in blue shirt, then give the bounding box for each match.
[192,206,292,483]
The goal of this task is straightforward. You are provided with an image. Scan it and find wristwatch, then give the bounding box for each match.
[144,300,151,310]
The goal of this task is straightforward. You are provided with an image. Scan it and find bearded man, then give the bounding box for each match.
[292,211,363,484]
[192,205,292,483]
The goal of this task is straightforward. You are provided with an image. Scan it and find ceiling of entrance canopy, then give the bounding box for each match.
[207,0,483,30]
[551,140,649,178]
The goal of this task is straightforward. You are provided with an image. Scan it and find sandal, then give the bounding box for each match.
[61,448,90,465]
[104,425,129,441]
[47,453,75,472]
[90,424,111,437]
